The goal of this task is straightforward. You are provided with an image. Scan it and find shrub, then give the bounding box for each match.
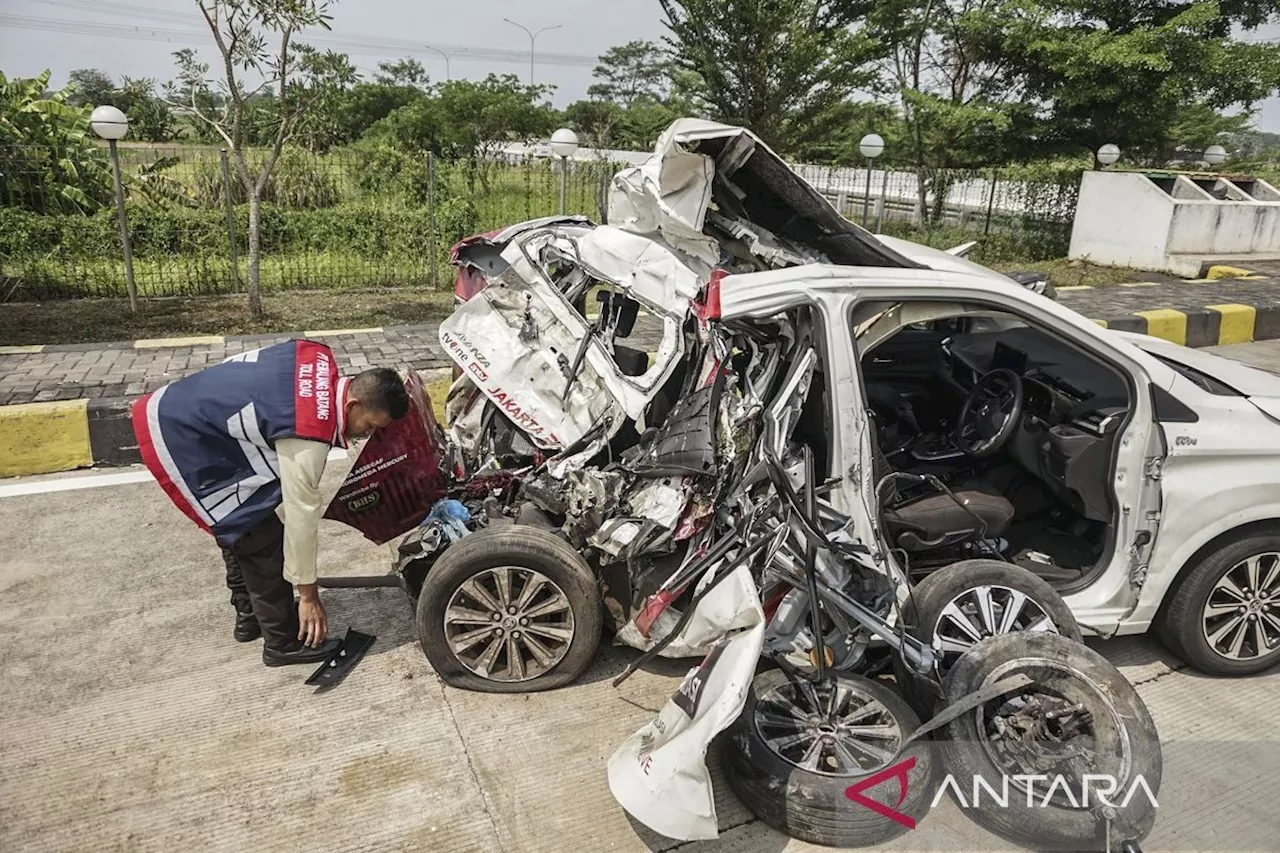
[352,144,448,207]
[183,146,340,210]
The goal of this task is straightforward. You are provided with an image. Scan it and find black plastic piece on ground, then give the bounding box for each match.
[315,575,402,588]
[305,628,376,690]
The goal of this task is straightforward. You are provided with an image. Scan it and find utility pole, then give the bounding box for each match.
[502,18,561,85]
[424,45,466,81]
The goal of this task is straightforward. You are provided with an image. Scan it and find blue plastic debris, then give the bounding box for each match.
[422,498,471,542]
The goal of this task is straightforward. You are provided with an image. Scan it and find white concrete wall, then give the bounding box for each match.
[1070,171,1280,273]
[1169,201,1280,255]
[1068,171,1173,269]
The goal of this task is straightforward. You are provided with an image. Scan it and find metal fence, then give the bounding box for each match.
[796,163,1081,262]
[0,142,1080,302]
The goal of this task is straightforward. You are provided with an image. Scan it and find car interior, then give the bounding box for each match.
[850,306,1133,587]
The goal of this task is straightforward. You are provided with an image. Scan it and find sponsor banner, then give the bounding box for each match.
[323,369,450,544]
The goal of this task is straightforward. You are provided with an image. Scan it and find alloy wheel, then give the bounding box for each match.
[1201,552,1280,661]
[443,566,575,682]
[931,584,1059,673]
[753,677,903,777]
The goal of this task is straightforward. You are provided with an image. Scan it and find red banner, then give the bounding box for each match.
[323,369,451,544]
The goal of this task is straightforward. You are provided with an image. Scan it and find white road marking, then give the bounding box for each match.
[0,448,349,498]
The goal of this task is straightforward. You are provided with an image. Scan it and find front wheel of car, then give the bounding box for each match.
[1159,531,1280,676]
[416,525,603,693]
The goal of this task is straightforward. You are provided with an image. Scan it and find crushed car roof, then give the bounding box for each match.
[608,118,926,274]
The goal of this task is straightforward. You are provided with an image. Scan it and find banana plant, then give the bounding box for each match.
[0,70,115,214]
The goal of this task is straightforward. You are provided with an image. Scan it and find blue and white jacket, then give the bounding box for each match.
[132,340,349,545]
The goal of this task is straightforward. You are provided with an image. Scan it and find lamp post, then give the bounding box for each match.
[859,133,885,227]
[550,128,579,215]
[1096,143,1121,170]
[91,105,137,314]
[1205,145,1227,170]
[503,18,561,85]
[424,45,466,81]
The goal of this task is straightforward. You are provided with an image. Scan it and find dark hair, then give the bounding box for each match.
[350,368,409,419]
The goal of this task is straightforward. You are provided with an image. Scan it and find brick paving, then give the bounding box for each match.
[1057,275,1280,318]
[4,274,1280,406]
[0,320,666,406]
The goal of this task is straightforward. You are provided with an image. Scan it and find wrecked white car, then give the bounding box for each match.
[323,118,1280,847]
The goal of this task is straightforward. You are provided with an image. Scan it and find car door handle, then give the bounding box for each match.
[871,357,894,365]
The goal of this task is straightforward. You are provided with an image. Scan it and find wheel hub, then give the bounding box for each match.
[931,584,1060,675]
[977,658,1130,809]
[443,566,575,683]
[1202,552,1280,661]
[753,678,903,778]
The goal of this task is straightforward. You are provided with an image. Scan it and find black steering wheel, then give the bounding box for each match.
[956,368,1024,457]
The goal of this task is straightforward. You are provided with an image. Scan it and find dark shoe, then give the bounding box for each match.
[262,638,342,667]
[234,608,262,643]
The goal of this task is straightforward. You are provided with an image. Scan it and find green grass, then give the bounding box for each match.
[991,257,1165,288]
[6,251,453,301]
[0,288,455,346]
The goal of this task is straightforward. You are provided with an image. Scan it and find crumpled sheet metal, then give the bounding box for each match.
[613,559,762,659]
[502,227,689,423]
[607,569,765,841]
[440,268,623,450]
[607,119,741,268]
[439,225,696,459]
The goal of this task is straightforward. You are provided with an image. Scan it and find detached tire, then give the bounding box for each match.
[416,525,602,693]
[939,633,1162,849]
[899,560,1081,714]
[1158,531,1280,676]
[721,669,937,847]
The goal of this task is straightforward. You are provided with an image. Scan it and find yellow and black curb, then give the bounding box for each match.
[0,305,1271,478]
[1090,303,1271,347]
[0,396,138,478]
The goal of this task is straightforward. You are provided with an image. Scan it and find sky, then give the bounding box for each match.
[2,0,1278,133]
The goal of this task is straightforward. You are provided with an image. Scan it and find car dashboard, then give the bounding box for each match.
[944,326,1128,521]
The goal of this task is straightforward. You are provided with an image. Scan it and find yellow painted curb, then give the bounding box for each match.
[1206,265,1255,281]
[1092,319,1108,328]
[0,400,92,477]
[135,335,225,349]
[303,327,384,337]
[1056,285,1093,291]
[0,345,45,354]
[1136,309,1187,346]
[1207,304,1256,345]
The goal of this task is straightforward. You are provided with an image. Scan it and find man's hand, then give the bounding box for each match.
[297,583,328,647]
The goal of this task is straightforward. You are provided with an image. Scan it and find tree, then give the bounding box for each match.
[166,0,355,319]
[66,69,117,108]
[1165,103,1254,161]
[996,0,1280,164]
[115,77,177,142]
[564,99,623,151]
[857,0,1034,220]
[366,74,556,190]
[0,70,114,213]
[660,0,882,152]
[374,58,429,88]
[588,41,672,106]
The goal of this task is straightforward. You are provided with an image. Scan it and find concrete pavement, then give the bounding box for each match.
[5,327,1280,852]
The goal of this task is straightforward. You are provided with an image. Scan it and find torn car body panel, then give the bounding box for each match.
[439,224,698,454]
